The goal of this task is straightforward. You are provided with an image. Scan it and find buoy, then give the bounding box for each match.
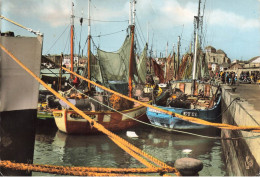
[174,157,203,176]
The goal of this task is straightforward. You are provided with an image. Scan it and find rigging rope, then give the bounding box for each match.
[135,15,146,46]
[74,16,128,23]
[63,32,71,55]
[92,28,127,38]
[0,15,43,36]
[45,25,70,55]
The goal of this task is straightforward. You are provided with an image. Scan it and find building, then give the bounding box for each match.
[43,54,88,68]
[243,56,260,68]
[205,46,231,65]
[219,63,231,72]
[226,56,260,77]
[228,63,244,70]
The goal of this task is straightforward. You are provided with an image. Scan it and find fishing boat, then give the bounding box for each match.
[146,0,222,130]
[52,0,153,134]
[147,81,221,129]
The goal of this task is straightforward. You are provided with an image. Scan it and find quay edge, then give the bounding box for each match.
[221,84,260,176]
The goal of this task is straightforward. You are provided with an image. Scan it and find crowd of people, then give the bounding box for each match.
[213,71,260,85]
[218,71,237,85]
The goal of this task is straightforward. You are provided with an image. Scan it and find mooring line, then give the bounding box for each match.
[0,42,180,176]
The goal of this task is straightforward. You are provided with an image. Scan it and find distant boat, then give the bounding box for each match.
[52,0,153,134]
[146,0,221,130]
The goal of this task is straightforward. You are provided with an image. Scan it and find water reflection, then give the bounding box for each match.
[33,124,226,176]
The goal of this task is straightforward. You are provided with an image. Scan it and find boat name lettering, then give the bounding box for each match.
[182,111,198,117]
[70,113,96,119]
[53,113,63,118]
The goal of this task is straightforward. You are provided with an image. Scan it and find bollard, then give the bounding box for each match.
[174,157,203,176]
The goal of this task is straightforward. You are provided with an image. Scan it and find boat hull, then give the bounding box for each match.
[0,34,43,175]
[147,95,221,129]
[147,81,222,129]
[53,105,148,134]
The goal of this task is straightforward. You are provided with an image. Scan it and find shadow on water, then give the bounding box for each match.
[33,123,227,176]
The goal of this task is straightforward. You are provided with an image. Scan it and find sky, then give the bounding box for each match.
[0,0,259,61]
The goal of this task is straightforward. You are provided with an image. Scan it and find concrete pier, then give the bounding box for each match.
[221,84,260,176]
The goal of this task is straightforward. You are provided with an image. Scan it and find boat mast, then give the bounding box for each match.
[128,0,135,98]
[177,36,180,79]
[129,0,132,26]
[173,43,176,79]
[164,42,168,81]
[87,0,91,91]
[192,0,201,81]
[78,10,83,57]
[147,22,149,45]
[70,2,74,79]
[189,41,192,54]
[59,53,63,90]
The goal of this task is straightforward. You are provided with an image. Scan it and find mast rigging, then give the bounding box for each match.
[70,2,75,79]
[87,0,91,91]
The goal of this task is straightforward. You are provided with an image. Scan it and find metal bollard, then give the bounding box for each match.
[174,157,203,176]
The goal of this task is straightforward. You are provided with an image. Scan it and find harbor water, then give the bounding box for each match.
[33,122,227,176]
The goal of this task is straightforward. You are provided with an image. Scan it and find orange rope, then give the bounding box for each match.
[63,67,260,133]
[0,160,179,175]
[0,161,135,176]
[0,43,180,176]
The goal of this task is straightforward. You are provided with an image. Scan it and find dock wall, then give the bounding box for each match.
[221,85,260,176]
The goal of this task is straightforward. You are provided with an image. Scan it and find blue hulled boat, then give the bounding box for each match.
[146,0,221,130]
[147,81,221,129]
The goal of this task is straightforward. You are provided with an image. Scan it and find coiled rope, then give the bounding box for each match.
[0,43,180,176]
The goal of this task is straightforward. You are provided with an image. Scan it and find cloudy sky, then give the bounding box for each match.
[0,0,259,60]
